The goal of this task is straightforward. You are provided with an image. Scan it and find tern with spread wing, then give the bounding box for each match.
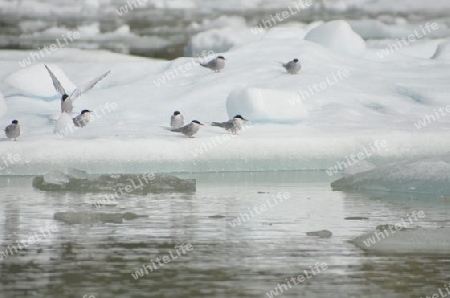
[45,65,110,113]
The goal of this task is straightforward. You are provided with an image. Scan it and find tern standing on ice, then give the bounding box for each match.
[73,110,92,128]
[170,111,184,128]
[281,58,301,74]
[169,120,204,138]
[200,56,226,73]
[45,65,110,113]
[211,115,248,135]
[4,120,20,141]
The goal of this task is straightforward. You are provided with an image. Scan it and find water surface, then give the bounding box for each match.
[0,172,449,298]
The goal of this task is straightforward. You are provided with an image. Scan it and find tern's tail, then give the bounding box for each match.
[162,126,180,132]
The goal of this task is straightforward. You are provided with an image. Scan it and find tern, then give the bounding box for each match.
[280,58,301,74]
[169,120,204,138]
[170,111,184,128]
[200,56,226,73]
[211,115,248,135]
[45,65,110,113]
[4,120,20,141]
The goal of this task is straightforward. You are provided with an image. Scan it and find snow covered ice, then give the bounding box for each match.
[0,18,449,175]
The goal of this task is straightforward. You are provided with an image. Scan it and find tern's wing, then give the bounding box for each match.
[170,127,182,132]
[70,70,111,100]
[211,120,233,129]
[45,65,66,95]
[200,59,216,68]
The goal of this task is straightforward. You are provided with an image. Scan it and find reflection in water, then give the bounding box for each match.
[0,172,449,298]
[3,194,20,246]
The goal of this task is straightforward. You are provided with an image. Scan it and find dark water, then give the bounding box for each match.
[0,172,449,298]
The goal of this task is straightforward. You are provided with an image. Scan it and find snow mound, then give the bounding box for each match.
[352,228,450,255]
[4,64,76,98]
[304,20,366,57]
[53,113,75,135]
[331,155,450,195]
[432,41,450,60]
[226,88,308,123]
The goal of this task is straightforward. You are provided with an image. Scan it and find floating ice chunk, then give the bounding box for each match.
[351,228,450,254]
[304,20,366,57]
[185,26,260,56]
[33,174,196,193]
[306,230,333,238]
[66,168,88,179]
[4,64,76,98]
[432,41,450,60]
[43,171,70,185]
[343,159,377,176]
[226,88,308,123]
[332,155,450,195]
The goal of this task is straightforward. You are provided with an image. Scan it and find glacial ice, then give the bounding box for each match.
[0,17,449,174]
[343,160,377,176]
[331,155,450,195]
